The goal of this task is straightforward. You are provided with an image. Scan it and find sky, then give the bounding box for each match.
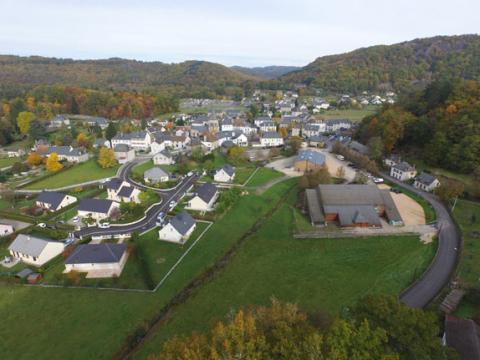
[0,0,478,67]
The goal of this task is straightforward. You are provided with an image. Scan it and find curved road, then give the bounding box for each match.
[75,159,197,239]
[384,174,461,308]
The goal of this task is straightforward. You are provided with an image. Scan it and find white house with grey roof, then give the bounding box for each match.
[187,183,219,212]
[9,234,64,267]
[414,172,440,192]
[153,150,175,165]
[64,243,128,278]
[214,165,236,182]
[77,199,120,221]
[260,132,284,147]
[144,167,170,183]
[46,146,89,163]
[113,144,135,164]
[111,131,152,151]
[36,191,77,212]
[390,162,417,181]
[159,211,196,243]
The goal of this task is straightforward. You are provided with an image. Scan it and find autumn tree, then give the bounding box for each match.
[46,152,63,172]
[289,136,303,155]
[27,152,42,167]
[279,127,288,138]
[76,132,90,148]
[17,111,36,135]
[227,146,246,165]
[435,179,465,203]
[105,121,117,145]
[97,147,117,168]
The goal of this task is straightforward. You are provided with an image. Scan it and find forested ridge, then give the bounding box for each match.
[280,35,480,93]
[356,79,480,175]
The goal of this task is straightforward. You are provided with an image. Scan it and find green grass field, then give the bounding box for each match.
[24,159,120,190]
[0,157,19,169]
[318,106,378,122]
[245,167,284,187]
[0,180,296,359]
[233,166,256,184]
[135,193,435,357]
[452,200,480,287]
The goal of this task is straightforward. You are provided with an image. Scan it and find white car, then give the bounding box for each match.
[37,223,47,228]
[336,155,345,161]
[99,222,110,229]
[169,200,176,209]
[187,171,193,177]
[373,177,384,184]
[72,216,79,223]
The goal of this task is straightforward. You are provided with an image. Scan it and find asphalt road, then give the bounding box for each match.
[384,174,461,308]
[74,159,197,239]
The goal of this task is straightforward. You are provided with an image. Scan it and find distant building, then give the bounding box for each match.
[153,150,175,165]
[260,132,284,147]
[144,167,170,184]
[77,199,119,221]
[113,144,135,164]
[46,146,89,163]
[111,131,152,151]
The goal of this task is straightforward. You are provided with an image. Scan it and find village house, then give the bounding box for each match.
[46,146,89,163]
[260,132,284,147]
[153,150,175,165]
[0,224,14,237]
[84,117,108,129]
[111,131,152,151]
[259,121,277,133]
[36,191,77,212]
[103,178,130,200]
[325,119,352,133]
[214,164,236,182]
[50,114,71,127]
[113,144,135,164]
[159,211,196,243]
[220,118,234,132]
[254,116,272,127]
[64,243,128,278]
[9,234,64,267]
[187,183,219,212]
[144,167,170,183]
[390,162,417,181]
[7,148,26,158]
[93,138,110,149]
[77,198,120,221]
[414,173,440,192]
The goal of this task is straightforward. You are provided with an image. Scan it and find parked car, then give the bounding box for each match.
[37,223,46,228]
[336,155,345,161]
[156,212,166,226]
[72,216,79,223]
[64,238,75,245]
[390,187,402,194]
[99,222,110,229]
[373,177,384,184]
[169,200,176,209]
[187,171,193,177]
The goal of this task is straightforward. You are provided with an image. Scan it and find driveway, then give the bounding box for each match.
[0,218,31,231]
[384,173,461,308]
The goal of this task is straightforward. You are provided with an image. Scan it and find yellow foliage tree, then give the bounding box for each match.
[76,132,90,148]
[27,152,43,167]
[279,127,288,138]
[97,147,117,168]
[46,152,63,172]
[17,111,36,135]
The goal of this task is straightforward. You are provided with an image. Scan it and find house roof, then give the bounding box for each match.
[144,167,169,180]
[416,172,437,186]
[196,183,218,203]
[318,185,385,206]
[113,131,147,141]
[113,144,131,152]
[445,315,480,360]
[117,186,136,198]
[393,161,415,172]
[296,150,325,166]
[104,178,125,191]
[168,211,196,235]
[9,234,61,257]
[65,243,127,264]
[348,141,369,155]
[78,198,114,214]
[305,188,324,224]
[262,131,281,139]
[324,205,381,227]
[37,191,69,210]
[217,164,235,177]
[47,146,84,157]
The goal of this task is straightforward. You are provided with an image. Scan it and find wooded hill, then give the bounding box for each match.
[280,35,480,93]
[0,56,259,97]
[231,65,300,79]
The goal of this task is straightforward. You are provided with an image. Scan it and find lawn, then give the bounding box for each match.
[233,165,256,184]
[245,167,284,187]
[135,192,435,357]
[318,106,379,122]
[0,179,296,359]
[24,159,120,190]
[132,160,155,178]
[0,157,19,169]
[452,200,480,287]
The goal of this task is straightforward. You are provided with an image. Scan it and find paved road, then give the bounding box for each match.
[74,159,197,239]
[384,173,461,308]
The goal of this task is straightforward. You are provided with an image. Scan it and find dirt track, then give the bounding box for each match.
[378,184,426,225]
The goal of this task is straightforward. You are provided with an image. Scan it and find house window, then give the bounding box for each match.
[33,257,37,261]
